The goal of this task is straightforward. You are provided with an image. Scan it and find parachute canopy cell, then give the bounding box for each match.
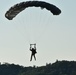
[5,1,61,20]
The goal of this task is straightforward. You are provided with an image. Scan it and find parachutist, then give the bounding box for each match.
[30,44,37,61]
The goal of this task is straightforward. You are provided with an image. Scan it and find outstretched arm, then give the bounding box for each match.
[34,44,36,50]
[30,44,32,51]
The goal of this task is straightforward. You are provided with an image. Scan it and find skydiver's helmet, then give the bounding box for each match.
[32,48,35,50]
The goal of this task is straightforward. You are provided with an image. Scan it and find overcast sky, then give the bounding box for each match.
[0,0,76,66]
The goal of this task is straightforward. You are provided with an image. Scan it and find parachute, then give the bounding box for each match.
[5,1,61,20]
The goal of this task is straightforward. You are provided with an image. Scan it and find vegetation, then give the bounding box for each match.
[0,60,76,75]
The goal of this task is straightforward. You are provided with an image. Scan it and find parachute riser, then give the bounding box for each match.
[30,43,36,49]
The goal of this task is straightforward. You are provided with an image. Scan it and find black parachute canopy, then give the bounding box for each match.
[5,1,61,20]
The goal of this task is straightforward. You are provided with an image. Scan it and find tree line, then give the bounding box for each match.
[0,60,76,75]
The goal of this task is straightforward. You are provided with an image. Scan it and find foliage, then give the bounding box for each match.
[0,60,76,75]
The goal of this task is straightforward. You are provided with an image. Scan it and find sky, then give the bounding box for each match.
[0,0,76,67]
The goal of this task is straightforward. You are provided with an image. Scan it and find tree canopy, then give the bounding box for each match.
[0,60,76,75]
